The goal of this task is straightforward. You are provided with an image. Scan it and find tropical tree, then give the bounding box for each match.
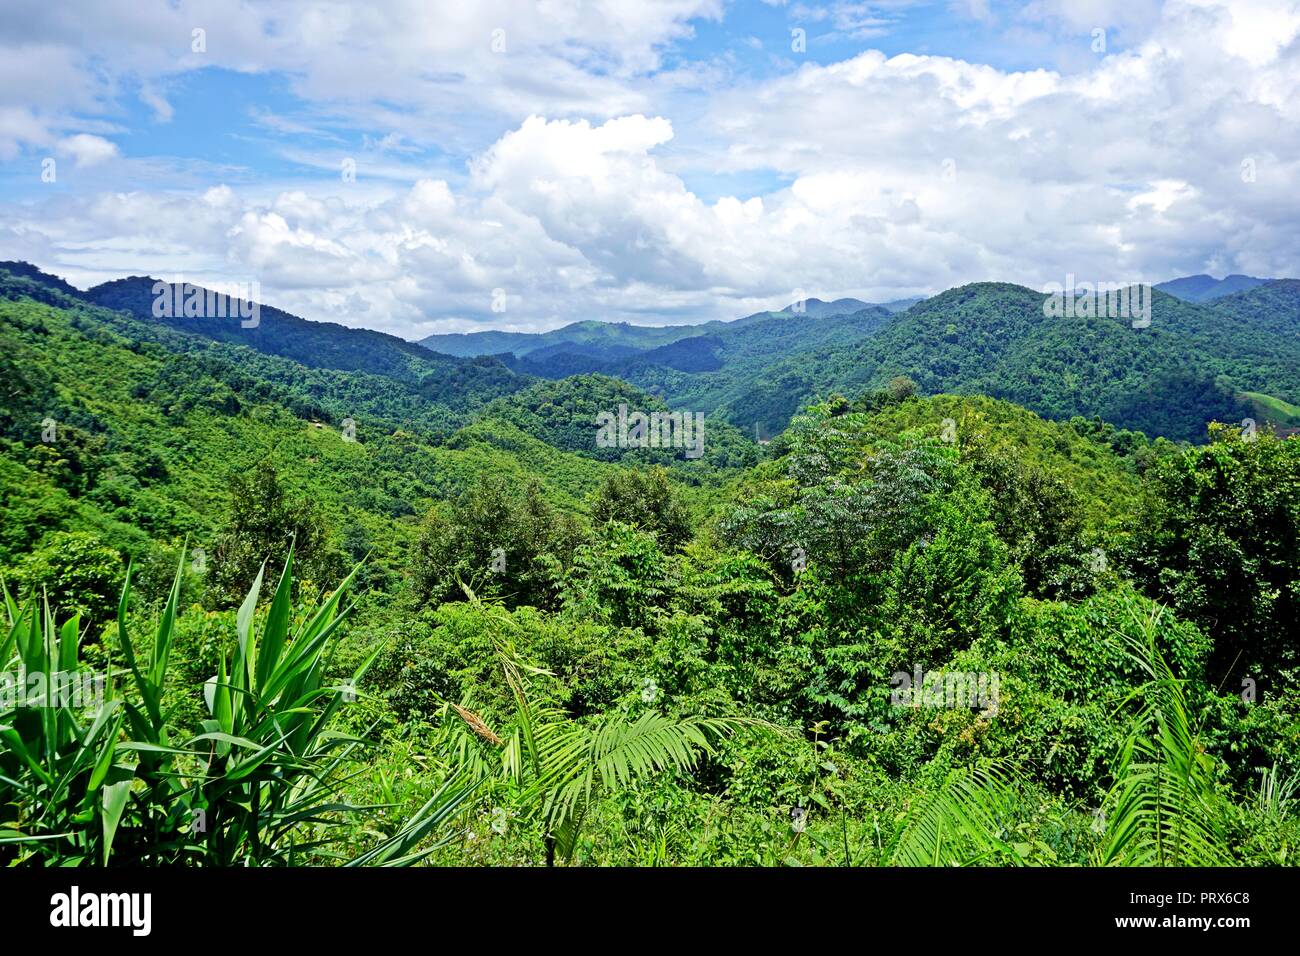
[207,462,340,607]
[411,477,585,611]
[589,466,694,551]
[2,530,124,629]
[1127,426,1300,684]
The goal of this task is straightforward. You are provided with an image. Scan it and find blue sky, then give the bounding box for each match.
[0,0,1297,337]
[1,2,1142,200]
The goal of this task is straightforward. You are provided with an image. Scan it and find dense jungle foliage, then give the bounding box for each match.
[1,264,1297,867]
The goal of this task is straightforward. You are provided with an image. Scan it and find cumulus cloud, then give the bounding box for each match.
[700,1,1300,288]
[0,0,1298,337]
[57,133,118,167]
[0,0,723,127]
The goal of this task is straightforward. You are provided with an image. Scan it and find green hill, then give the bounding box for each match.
[5,261,1298,872]
[479,374,762,471]
[419,318,707,359]
[417,296,902,365]
[83,273,526,412]
[608,307,894,436]
[689,282,1288,441]
[0,272,748,597]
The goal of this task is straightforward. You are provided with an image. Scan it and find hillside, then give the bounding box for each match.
[839,392,1146,529]
[688,281,1298,441]
[0,267,492,438]
[418,318,704,359]
[455,280,1298,443]
[608,307,895,435]
[478,375,762,470]
[5,261,1298,876]
[765,296,871,318]
[1203,280,1300,415]
[0,271,748,596]
[84,274,525,412]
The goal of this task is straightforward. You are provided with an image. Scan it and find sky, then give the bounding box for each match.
[0,0,1298,339]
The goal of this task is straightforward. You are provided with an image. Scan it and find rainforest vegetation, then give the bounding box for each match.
[1,263,1297,867]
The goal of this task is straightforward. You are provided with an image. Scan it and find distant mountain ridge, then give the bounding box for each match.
[82,275,498,390]
[419,319,702,360]
[1155,273,1270,302]
[0,262,530,425]
[497,304,895,381]
[0,261,84,300]
[7,259,1299,446]
[705,279,1300,441]
[0,261,750,480]
[417,294,923,360]
[777,295,922,316]
[778,297,872,317]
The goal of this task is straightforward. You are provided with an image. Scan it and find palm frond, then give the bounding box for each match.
[1097,600,1232,866]
[887,764,1021,866]
[532,711,743,854]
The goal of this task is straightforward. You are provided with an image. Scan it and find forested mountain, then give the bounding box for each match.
[1156,273,1270,302]
[0,266,743,593]
[0,268,500,437]
[8,0,1300,889]
[665,281,1300,441]
[11,261,1300,450]
[476,311,891,439]
[757,294,920,315]
[605,306,896,435]
[425,278,1300,444]
[0,260,85,299]
[417,294,906,365]
[419,318,705,359]
[1205,280,1300,427]
[479,374,761,469]
[1211,278,1300,325]
[876,295,927,312]
[772,296,871,317]
[84,274,526,410]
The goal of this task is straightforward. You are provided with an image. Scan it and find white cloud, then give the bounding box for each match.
[0,0,724,127]
[791,2,900,39]
[1,0,1298,337]
[1199,0,1300,65]
[1127,179,1196,215]
[57,133,118,167]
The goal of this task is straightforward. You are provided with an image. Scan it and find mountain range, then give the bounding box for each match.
[4,262,1297,448]
[416,295,919,360]
[413,273,1297,442]
[1153,273,1270,302]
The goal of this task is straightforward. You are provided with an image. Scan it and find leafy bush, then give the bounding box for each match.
[2,530,124,629]
[0,548,469,866]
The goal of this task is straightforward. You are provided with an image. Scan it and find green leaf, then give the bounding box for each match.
[101,779,133,865]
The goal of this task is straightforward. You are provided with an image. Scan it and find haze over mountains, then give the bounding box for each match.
[417,295,920,359]
[410,271,1297,442]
